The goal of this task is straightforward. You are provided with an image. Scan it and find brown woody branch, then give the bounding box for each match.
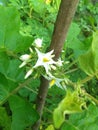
[32,0,79,129]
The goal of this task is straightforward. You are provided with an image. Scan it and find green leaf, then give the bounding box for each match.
[9,95,39,130]
[45,124,54,130]
[0,107,11,130]
[66,22,84,57]
[79,31,98,77]
[53,107,65,129]
[92,31,98,71]
[28,0,46,14]
[61,121,77,130]
[0,6,33,52]
[66,23,80,49]
[0,51,10,75]
[69,104,98,130]
[0,73,17,104]
[6,59,25,82]
[79,49,95,76]
[0,51,25,81]
[66,23,81,47]
[53,91,85,129]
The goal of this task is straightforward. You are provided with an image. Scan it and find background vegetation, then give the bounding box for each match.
[0,0,98,130]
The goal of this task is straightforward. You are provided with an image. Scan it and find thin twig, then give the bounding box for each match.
[24,86,38,94]
[79,70,98,85]
[0,77,34,106]
[85,92,98,105]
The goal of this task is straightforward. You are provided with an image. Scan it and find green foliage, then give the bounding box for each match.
[9,95,39,130]
[62,104,98,130]
[0,6,33,53]
[0,4,39,130]
[0,73,17,103]
[76,0,98,32]
[79,31,98,77]
[53,90,85,129]
[7,59,24,81]
[0,51,9,75]
[61,122,77,130]
[0,0,98,129]
[0,51,25,82]
[92,31,98,71]
[45,124,54,130]
[9,0,57,44]
[28,0,47,14]
[66,22,83,57]
[0,107,11,130]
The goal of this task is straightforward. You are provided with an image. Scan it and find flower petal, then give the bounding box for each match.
[19,61,26,68]
[34,38,43,48]
[20,54,31,61]
[25,69,33,79]
[34,48,56,74]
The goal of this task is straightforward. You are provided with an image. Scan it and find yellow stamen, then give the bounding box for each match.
[50,79,55,87]
[43,57,50,62]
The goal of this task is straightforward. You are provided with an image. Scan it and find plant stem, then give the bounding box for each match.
[85,92,98,105]
[32,77,49,130]
[79,70,98,85]
[0,77,34,106]
[32,0,79,129]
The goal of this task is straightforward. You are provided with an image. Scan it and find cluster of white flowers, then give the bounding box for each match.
[19,38,66,89]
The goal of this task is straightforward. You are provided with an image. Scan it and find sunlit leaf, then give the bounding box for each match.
[53,91,85,129]
[79,49,95,76]
[92,31,98,72]
[79,31,98,77]
[45,124,54,130]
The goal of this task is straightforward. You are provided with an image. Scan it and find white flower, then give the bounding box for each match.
[20,54,31,61]
[33,48,56,73]
[44,75,66,89]
[25,68,33,79]
[19,61,27,68]
[57,58,64,66]
[29,47,33,53]
[19,54,31,68]
[50,77,65,89]
[50,64,56,70]
[34,38,43,48]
